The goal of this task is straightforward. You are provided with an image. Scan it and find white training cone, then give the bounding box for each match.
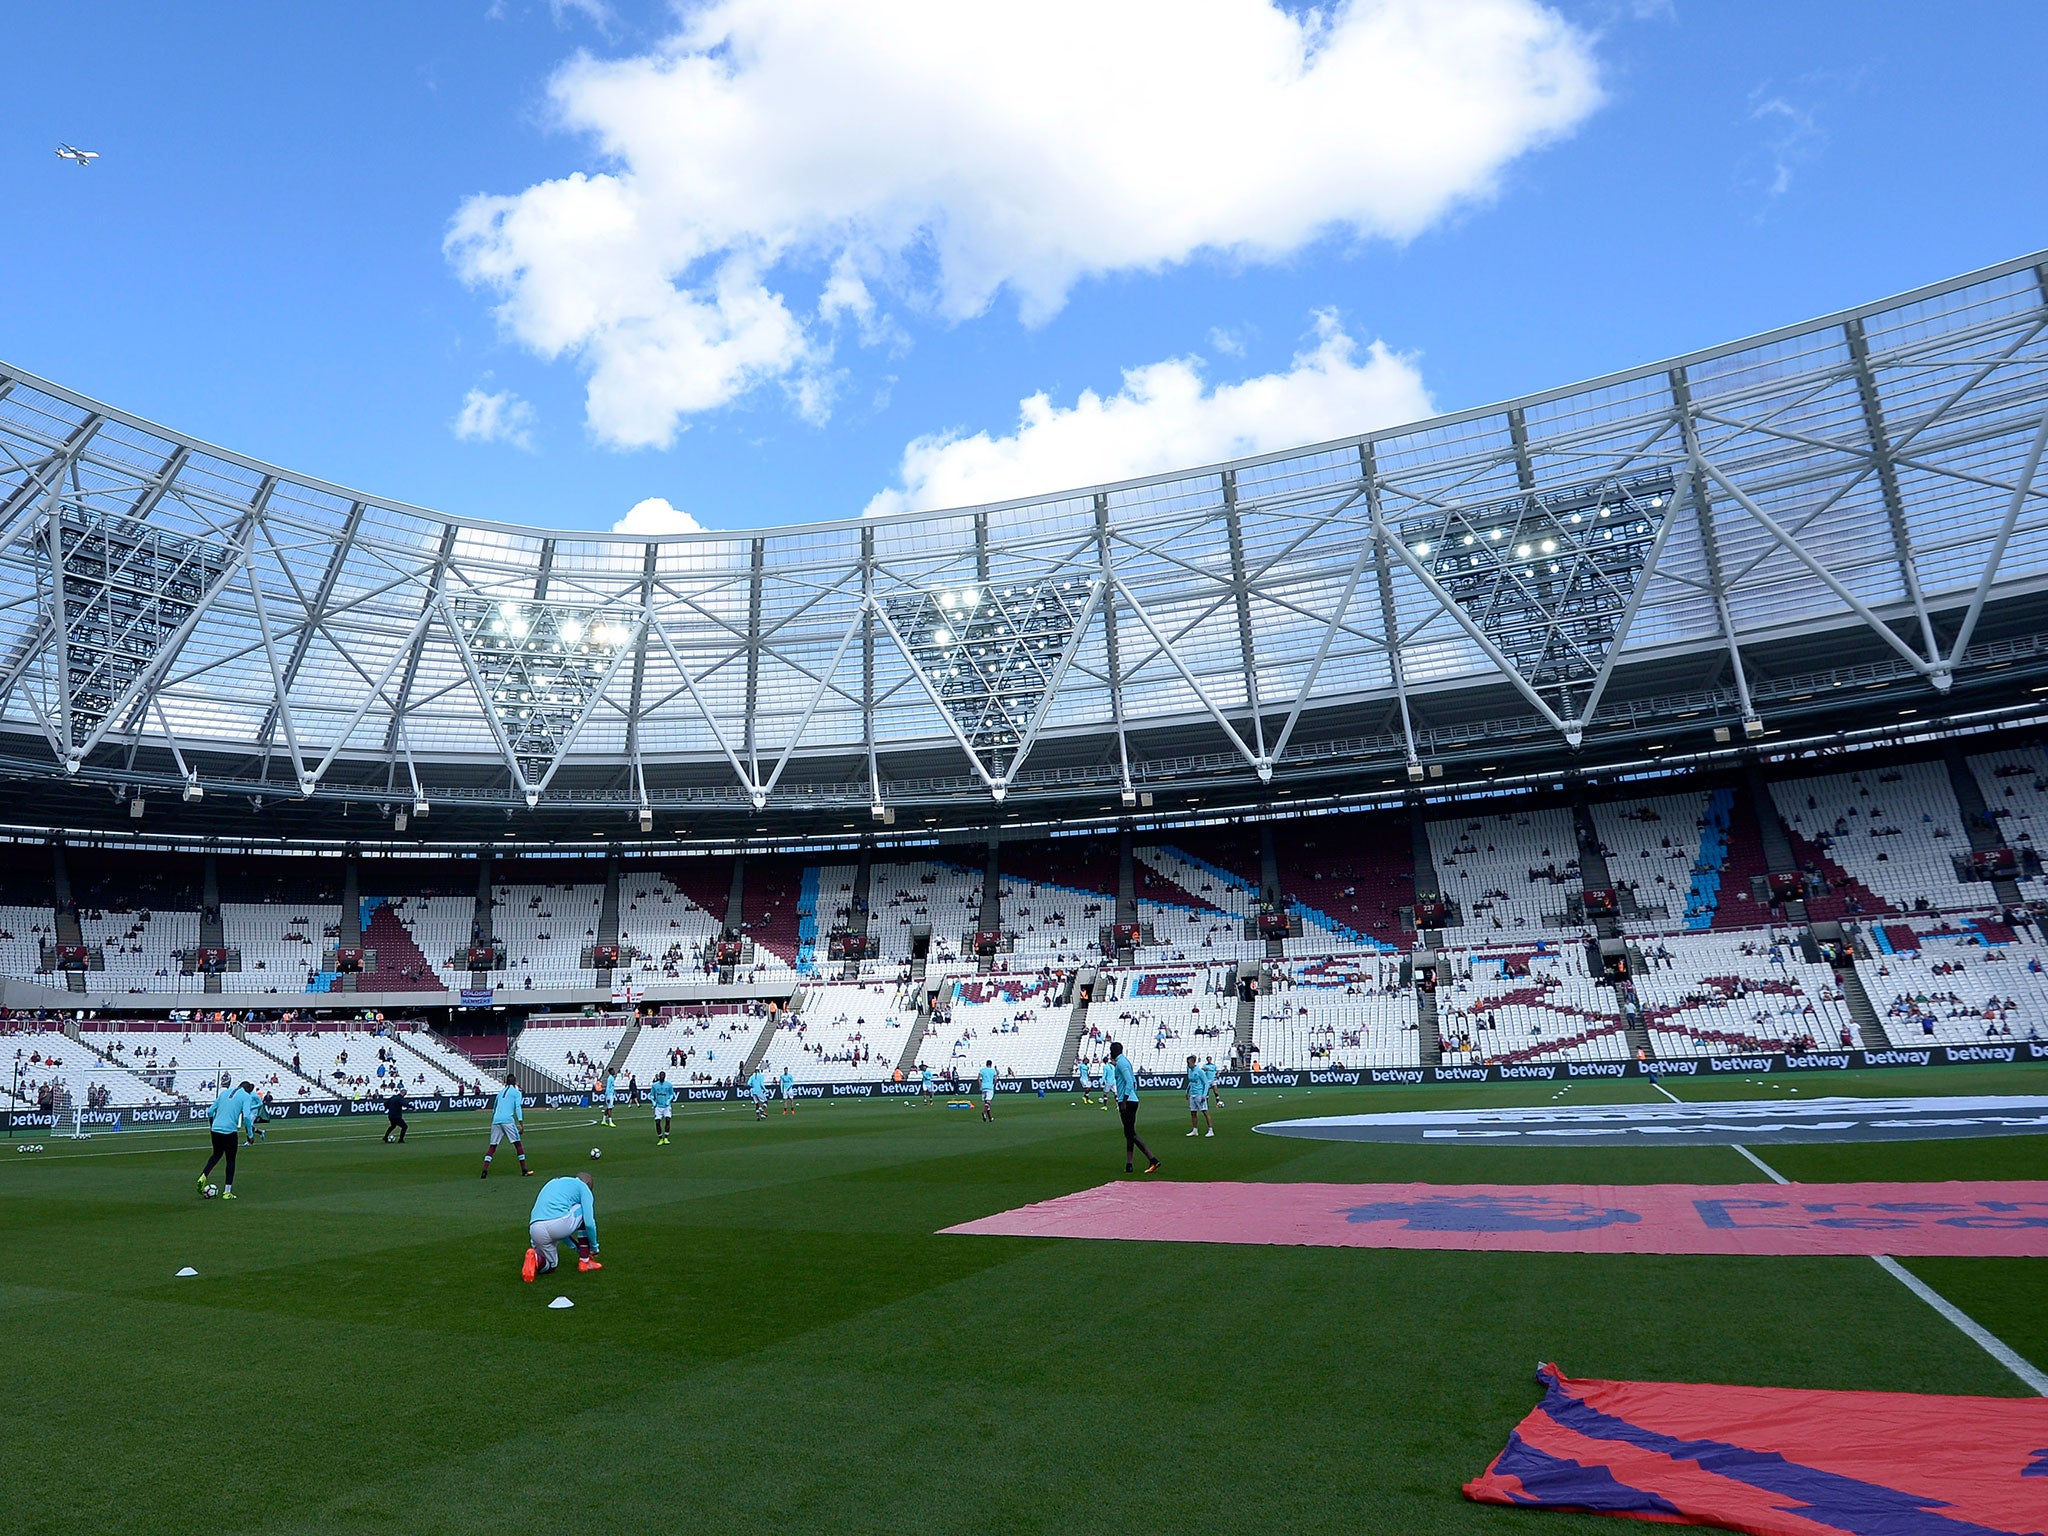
[548,1296,574,1309]
[175,1267,198,1277]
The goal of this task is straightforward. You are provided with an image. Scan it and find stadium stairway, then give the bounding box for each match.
[593,855,622,988]
[392,1030,480,1088]
[1416,979,1442,1065]
[1572,796,1620,939]
[1617,982,1655,1060]
[604,1021,641,1080]
[1945,745,2028,907]
[1410,807,1447,942]
[52,842,85,994]
[200,853,226,995]
[1835,960,1889,1049]
[1234,985,1257,1063]
[1056,968,1094,1074]
[897,986,937,1074]
[739,1009,781,1076]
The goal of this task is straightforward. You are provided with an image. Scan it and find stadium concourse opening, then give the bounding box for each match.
[7,252,2048,1536]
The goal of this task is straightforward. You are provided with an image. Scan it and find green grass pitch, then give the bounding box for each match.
[5,1066,2044,1535]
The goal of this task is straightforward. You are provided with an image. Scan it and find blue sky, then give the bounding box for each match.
[3,1,2043,536]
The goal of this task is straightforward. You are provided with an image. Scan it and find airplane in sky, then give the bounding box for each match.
[55,144,99,167]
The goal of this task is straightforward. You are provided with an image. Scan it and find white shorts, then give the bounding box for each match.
[981,1091,994,1104]
[1189,1096,1209,1112]
[489,1120,522,1145]
[529,1211,583,1266]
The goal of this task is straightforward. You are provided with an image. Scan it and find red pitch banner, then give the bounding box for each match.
[1466,1363,2048,1534]
[942,1180,2048,1257]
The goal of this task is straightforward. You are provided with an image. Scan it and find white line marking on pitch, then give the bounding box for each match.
[1654,1078,2047,1395]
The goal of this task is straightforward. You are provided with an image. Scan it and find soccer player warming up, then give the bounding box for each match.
[1185,1055,1214,1137]
[779,1067,796,1115]
[978,1059,997,1121]
[383,1084,408,1144]
[1107,1042,1158,1174]
[483,1081,532,1178]
[748,1067,768,1121]
[196,1080,259,1199]
[649,1071,676,1144]
[601,1071,617,1127]
[522,1171,601,1282]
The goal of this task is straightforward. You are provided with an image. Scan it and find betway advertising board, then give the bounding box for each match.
[6,1046,2042,1129]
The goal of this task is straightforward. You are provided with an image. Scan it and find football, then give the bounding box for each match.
[589,1147,601,1160]
[203,1184,219,1199]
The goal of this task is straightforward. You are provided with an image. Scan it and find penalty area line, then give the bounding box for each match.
[1653,1076,2047,1396]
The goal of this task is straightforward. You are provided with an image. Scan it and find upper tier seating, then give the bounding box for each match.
[1969,746,2048,897]
[1426,809,1583,941]
[0,905,53,981]
[1274,819,1412,951]
[494,883,604,990]
[866,860,983,962]
[79,907,202,992]
[617,870,724,980]
[222,902,339,993]
[372,895,476,988]
[1770,762,1970,915]
[1003,873,1111,965]
[1591,790,1712,929]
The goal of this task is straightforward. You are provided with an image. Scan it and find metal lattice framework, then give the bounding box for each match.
[2,251,2047,816]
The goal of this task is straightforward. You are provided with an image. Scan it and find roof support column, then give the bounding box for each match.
[1095,494,1134,802]
[1221,469,1268,775]
[742,538,764,789]
[624,541,658,817]
[1845,316,1942,678]
[862,526,880,813]
[1364,445,1421,777]
[382,524,459,793]
[1671,367,1758,734]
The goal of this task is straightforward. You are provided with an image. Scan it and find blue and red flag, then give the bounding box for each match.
[1466,1363,2048,1534]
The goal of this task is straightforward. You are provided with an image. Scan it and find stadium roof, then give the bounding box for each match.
[2,249,2047,845]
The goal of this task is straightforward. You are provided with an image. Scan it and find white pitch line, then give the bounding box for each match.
[1732,1136,2048,1397]
[1653,1077,2045,1393]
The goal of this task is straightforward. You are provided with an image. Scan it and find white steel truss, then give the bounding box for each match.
[0,252,2041,810]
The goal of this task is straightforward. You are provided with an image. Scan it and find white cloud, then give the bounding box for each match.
[451,387,537,450]
[611,495,705,535]
[864,311,1431,517]
[448,0,1601,447]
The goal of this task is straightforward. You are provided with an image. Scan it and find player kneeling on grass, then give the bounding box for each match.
[522,1172,601,1282]
[978,1059,997,1122]
[483,1081,532,1179]
[650,1071,676,1144]
[196,1080,259,1199]
[1185,1055,1214,1137]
